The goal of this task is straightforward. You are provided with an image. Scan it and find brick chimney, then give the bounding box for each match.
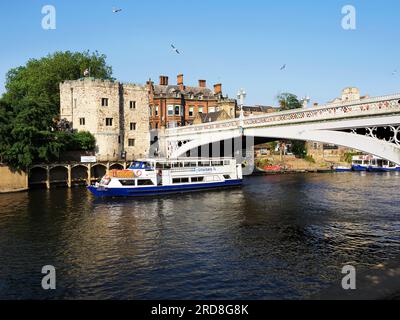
[159,75,169,86]
[199,80,206,88]
[177,74,184,90]
[214,83,222,95]
[177,74,184,84]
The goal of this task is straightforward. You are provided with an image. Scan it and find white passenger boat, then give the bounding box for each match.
[352,155,400,172]
[88,158,243,197]
[351,155,371,171]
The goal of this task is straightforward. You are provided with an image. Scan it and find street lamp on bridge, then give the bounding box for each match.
[237,88,247,119]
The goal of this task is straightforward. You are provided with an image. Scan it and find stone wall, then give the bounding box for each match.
[122,84,150,159]
[0,165,28,193]
[60,78,150,160]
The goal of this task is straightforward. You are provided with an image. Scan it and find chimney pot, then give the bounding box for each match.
[199,80,206,88]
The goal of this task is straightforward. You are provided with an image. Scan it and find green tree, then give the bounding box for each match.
[0,51,107,170]
[291,140,307,158]
[276,93,302,111]
[3,50,113,117]
[1,99,64,169]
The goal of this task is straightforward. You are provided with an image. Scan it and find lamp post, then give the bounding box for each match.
[237,88,247,119]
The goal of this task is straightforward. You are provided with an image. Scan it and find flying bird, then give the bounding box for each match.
[171,44,181,54]
[280,64,286,71]
[112,7,122,13]
[392,69,398,76]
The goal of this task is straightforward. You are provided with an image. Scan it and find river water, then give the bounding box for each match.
[0,172,399,299]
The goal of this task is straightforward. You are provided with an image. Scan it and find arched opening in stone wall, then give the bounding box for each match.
[91,164,107,181]
[49,166,68,187]
[29,167,47,188]
[71,165,88,186]
[109,163,124,171]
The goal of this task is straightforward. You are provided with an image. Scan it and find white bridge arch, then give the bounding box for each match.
[161,93,400,164]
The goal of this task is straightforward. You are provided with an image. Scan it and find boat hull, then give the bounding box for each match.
[368,167,400,172]
[352,165,368,172]
[88,179,243,198]
[334,168,352,172]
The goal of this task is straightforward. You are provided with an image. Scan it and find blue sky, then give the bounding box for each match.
[0,0,399,105]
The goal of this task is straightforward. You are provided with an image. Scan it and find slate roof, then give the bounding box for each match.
[153,85,216,98]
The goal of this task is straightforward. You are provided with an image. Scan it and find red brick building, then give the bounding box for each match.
[147,74,235,128]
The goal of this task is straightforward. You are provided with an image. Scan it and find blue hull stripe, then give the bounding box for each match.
[352,165,368,171]
[368,167,400,172]
[88,179,243,197]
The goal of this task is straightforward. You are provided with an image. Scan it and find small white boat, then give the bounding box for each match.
[88,158,243,197]
[333,165,352,172]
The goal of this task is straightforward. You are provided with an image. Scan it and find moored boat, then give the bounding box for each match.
[351,155,370,171]
[333,165,352,172]
[88,158,243,197]
[351,155,400,172]
[368,158,400,172]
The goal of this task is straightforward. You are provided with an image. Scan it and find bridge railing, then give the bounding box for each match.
[166,94,400,137]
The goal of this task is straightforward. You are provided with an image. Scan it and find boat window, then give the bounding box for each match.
[172,177,190,184]
[199,161,210,167]
[191,177,204,182]
[212,161,224,166]
[223,175,232,180]
[130,162,141,169]
[119,180,137,186]
[172,162,183,168]
[137,179,154,186]
[224,161,230,165]
[156,163,164,169]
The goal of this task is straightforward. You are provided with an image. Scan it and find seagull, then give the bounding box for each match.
[280,64,286,71]
[171,44,181,54]
[392,69,397,76]
[112,7,122,13]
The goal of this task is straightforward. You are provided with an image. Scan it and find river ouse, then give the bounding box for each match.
[1,173,400,299]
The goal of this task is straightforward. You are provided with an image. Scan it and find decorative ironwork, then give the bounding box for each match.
[350,126,400,146]
[167,94,400,136]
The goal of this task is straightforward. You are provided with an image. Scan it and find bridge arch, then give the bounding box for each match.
[170,127,400,165]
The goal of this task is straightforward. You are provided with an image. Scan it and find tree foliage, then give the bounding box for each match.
[291,140,307,157]
[3,50,113,117]
[277,93,302,111]
[0,51,111,171]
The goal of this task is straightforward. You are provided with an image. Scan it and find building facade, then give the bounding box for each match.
[60,78,150,161]
[148,74,236,128]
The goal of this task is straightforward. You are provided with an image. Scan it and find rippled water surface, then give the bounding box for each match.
[1,173,400,299]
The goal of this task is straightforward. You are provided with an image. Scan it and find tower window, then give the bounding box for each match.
[106,118,113,126]
[101,98,109,107]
